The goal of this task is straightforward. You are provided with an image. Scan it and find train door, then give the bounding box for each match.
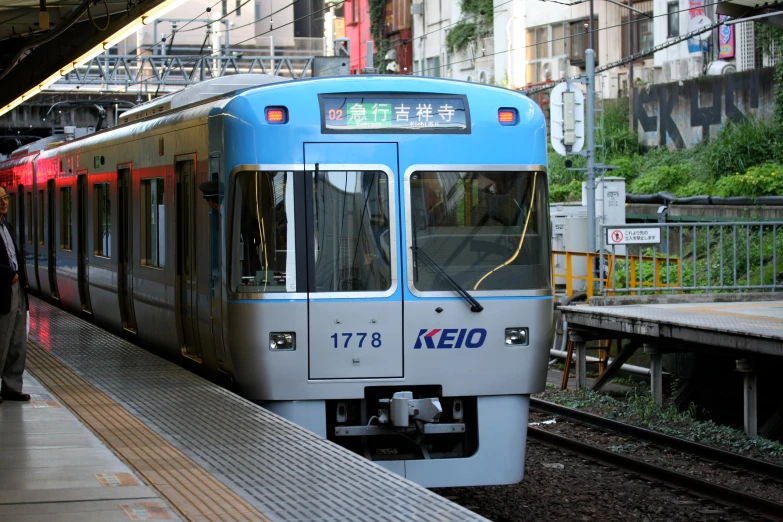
[17,184,26,289]
[117,167,137,333]
[35,186,43,293]
[303,143,402,379]
[208,154,226,369]
[175,158,201,361]
[77,173,92,313]
[47,179,59,299]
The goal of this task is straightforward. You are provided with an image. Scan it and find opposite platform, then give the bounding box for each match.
[23,296,487,522]
[560,300,783,355]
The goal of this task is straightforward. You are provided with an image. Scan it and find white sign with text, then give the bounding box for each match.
[606,227,661,245]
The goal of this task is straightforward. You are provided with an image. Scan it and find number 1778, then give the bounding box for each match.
[330,332,382,348]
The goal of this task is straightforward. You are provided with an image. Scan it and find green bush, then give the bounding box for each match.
[629,164,691,194]
[700,118,783,181]
[714,163,783,198]
[549,179,582,202]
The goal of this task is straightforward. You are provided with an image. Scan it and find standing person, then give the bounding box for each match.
[0,186,29,403]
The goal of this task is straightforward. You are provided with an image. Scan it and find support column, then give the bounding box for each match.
[644,344,663,406]
[570,331,587,390]
[736,359,757,438]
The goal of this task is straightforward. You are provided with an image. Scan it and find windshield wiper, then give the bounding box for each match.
[410,246,483,313]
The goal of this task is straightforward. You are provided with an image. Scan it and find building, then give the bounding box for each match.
[410,0,495,82]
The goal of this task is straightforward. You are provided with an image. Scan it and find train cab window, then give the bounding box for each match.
[409,171,550,291]
[60,187,72,250]
[94,183,111,257]
[25,192,32,245]
[311,170,391,293]
[231,171,295,293]
[38,190,44,246]
[141,178,165,268]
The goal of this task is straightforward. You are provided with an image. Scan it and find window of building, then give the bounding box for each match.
[352,0,358,23]
[235,0,241,16]
[311,170,391,292]
[569,17,598,66]
[231,171,296,293]
[526,26,549,61]
[526,25,553,84]
[622,9,654,56]
[552,23,567,57]
[255,1,261,19]
[222,0,227,16]
[426,56,441,77]
[60,187,72,250]
[668,1,680,38]
[94,183,111,258]
[141,178,165,268]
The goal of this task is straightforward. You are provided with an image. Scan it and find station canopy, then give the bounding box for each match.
[0,0,180,115]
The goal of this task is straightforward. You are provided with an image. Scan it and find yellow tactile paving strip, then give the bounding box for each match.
[25,340,270,522]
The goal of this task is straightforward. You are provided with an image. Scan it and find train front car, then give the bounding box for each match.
[215,76,552,487]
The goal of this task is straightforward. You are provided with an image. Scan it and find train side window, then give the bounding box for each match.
[26,192,32,245]
[140,178,165,268]
[231,171,295,293]
[311,170,391,293]
[60,187,72,250]
[38,190,44,246]
[7,193,16,231]
[93,183,111,258]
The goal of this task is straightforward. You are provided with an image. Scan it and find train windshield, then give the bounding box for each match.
[311,170,392,293]
[231,171,296,293]
[409,170,550,292]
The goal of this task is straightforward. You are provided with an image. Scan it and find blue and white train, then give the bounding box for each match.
[0,73,553,487]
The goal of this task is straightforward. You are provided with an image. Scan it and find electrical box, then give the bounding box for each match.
[551,205,588,294]
[582,177,626,253]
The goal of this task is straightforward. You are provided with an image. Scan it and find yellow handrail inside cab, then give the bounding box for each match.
[551,250,682,297]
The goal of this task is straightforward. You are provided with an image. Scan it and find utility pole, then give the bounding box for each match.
[586,0,597,253]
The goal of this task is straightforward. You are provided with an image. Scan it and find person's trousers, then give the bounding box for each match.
[0,283,27,394]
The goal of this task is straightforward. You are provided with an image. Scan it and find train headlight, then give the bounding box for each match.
[505,328,528,346]
[269,332,296,351]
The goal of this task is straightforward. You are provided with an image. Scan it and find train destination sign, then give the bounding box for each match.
[606,227,661,245]
[320,94,469,133]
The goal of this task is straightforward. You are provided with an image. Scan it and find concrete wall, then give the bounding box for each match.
[633,67,775,150]
[627,203,783,221]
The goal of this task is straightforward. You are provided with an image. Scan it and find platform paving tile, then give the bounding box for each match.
[26,295,487,522]
[0,373,181,521]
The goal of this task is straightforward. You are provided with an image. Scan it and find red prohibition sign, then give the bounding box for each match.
[611,230,624,243]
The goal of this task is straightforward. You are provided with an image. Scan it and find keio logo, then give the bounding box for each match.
[413,328,488,349]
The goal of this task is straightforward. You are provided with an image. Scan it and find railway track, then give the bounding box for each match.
[529,398,783,520]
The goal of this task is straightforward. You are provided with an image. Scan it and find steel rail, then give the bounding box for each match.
[528,427,783,519]
[531,398,783,480]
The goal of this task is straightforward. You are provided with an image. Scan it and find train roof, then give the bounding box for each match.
[119,74,290,124]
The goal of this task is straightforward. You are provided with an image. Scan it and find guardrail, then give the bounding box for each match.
[552,250,681,297]
[600,222,783,294]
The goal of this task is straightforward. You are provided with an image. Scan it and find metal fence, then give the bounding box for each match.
[600,222,783,294]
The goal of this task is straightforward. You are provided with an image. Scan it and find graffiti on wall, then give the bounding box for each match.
[633,68,774,150]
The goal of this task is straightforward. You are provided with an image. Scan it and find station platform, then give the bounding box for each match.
[3,296,486,522]
[559,295,783,356]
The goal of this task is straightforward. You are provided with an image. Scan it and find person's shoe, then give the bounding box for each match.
[1,391,30,401]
